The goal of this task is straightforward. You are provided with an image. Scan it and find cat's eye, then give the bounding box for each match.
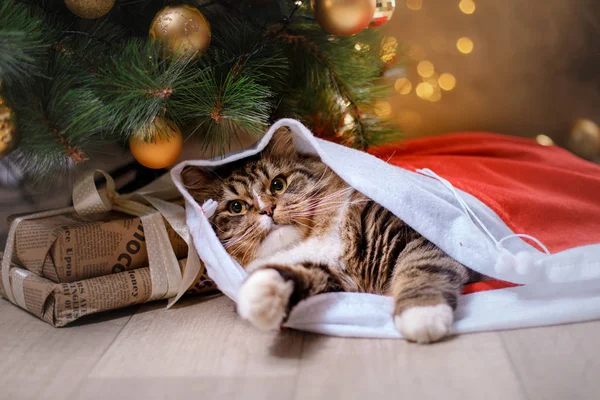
[270,177,287,194]
[228,201,247,214]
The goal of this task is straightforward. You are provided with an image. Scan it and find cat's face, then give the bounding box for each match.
[182,128,335,265]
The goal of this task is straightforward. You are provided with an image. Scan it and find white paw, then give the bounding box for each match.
[237,269,294,331]
[394,304,454,344]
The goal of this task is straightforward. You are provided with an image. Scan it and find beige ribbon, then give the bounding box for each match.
[1,169,202,308]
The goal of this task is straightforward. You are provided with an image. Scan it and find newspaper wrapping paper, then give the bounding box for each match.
[1,169,205,312]
[8,206,189,283]
[0,254,216,327]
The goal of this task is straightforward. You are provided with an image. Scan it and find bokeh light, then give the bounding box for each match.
[459,0,476,15]
[374,101,392,117]
[438,73,457,91]
[395,78,413,95]
[456,37,474,54]
[417,60,435,77]
[425,73,440,86]
[536,134,554,146]
[406,0,422,11]
[427,88,442,102]
[416,82,434,99]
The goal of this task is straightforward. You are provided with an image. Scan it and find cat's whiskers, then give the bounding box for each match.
[240,234,262,265]
[210,221,227,234]
[292,168,330,199]
[287,193,366,213]
[290,186,355,209]
[290,218,313,231]
[286,199,370,219]
[223,226,261,249]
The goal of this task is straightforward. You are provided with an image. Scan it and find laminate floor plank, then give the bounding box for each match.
[293,331,527,400]
[70,295,303,400]
[0,300,135,400]
[500,321,600,400]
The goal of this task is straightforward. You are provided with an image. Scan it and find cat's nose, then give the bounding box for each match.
[259,204,275,217]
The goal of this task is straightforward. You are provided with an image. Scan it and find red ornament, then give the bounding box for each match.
[369,0,396,28]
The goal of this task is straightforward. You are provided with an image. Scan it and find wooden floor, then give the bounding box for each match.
[1,295,599,400]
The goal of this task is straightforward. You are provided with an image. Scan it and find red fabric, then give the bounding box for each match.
[462,280,521,294]
[370,132,600,254]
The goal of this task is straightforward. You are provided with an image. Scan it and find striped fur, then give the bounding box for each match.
[182,127,480,343]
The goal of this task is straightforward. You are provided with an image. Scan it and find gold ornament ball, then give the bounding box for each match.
[568,118,600,160]
[129,117,183,169]
[311,0,376,37]
[0,96,18,159]
[369,0,396,28]
[64,0,115,19]
[149,5,211,58]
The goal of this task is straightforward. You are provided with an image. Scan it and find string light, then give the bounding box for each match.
[380,37,397,63]
[344,114,354,126]
[536,134,554,146]
[459,0,476,15]
[395,78,412,95]
[406,0,422,11]
[417,60,435,77]
[456,37,474,54]
[438,73,457,91]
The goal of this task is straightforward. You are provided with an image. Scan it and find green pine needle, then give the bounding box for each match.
[0,0,50,86]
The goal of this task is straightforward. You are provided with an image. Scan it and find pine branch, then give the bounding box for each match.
[95,40,201,138]
[167,12,288,154]
[0,0,51,86]
[274,13,395,149]
[170,65,274,155]
[8,52,108,185]
[3,0,401,186]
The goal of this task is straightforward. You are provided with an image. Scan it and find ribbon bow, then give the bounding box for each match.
[1,169,202,309]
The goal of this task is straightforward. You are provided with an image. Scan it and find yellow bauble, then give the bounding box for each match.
[311,0,376,36]
[369,0,396,28]
[568,118,600,160]
[0,95,18,159]
[129,117,183,169]
[149,5,211,58]
[64,0,115,19]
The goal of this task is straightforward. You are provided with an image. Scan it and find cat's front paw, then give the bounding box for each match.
[237,269,294,331]
[394,304,453,344]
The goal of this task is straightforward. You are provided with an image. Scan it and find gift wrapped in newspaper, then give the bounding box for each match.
[1,170,218,326]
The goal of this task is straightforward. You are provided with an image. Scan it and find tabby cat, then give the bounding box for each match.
[182,127,479,343]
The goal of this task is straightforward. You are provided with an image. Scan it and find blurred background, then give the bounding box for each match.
[2,0,600,244]
[381,0,600,149]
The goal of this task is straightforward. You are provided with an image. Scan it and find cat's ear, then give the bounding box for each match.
[263,126,296,159]
[181,166,220,203]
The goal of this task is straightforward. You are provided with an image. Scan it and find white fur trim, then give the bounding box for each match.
[172,118,600,339]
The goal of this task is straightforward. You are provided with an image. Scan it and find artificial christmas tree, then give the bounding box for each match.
[0,0,399,185]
